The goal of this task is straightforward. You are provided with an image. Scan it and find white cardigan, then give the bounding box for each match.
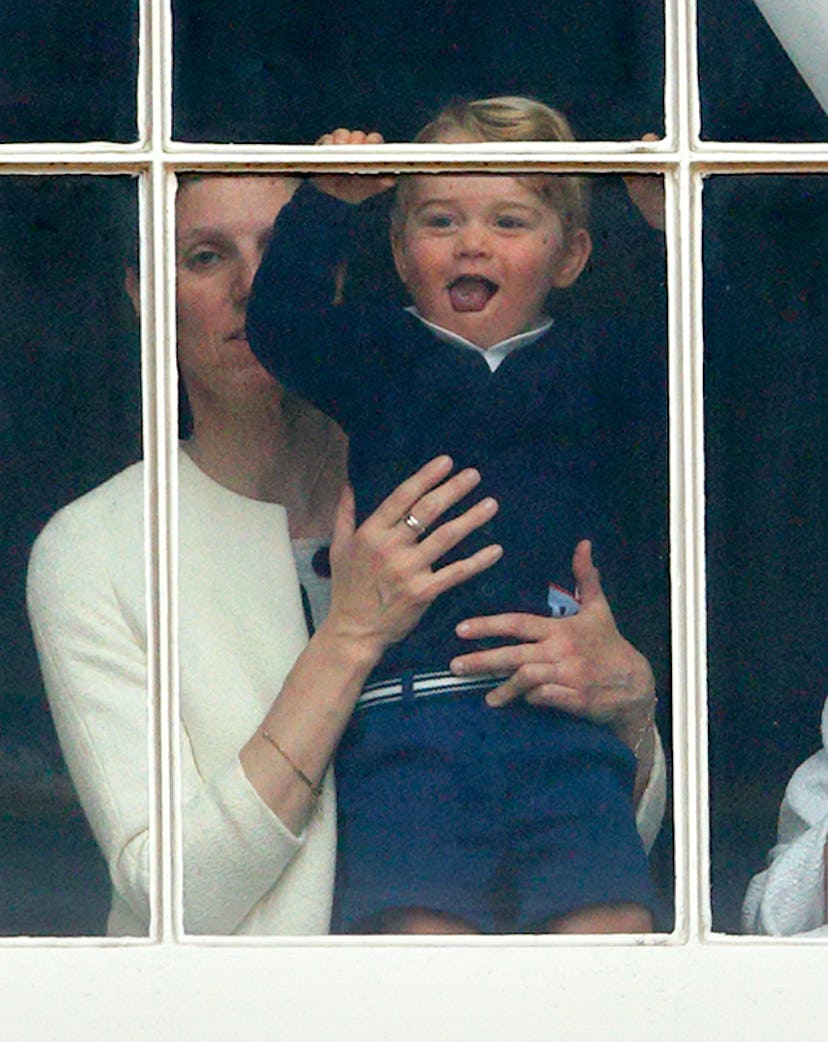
[742,699,828,936]
[27,450,336,936]
[27,448,666,936]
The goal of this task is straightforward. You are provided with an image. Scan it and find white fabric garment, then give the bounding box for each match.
[27,447,666,935]
[27,449,336,935]
[742,699,828,936]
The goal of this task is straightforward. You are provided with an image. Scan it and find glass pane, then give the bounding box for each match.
[699,0,828,142]
[0,176,144,935]
[174,169,671,935]
[705,175,827,934]
[0,1,138,143]
[173,0,664,143]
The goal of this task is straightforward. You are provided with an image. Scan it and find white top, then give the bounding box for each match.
[27,449,336,936]
[291,536,333,628]
[27,447,666,936]
[742,699,828,936]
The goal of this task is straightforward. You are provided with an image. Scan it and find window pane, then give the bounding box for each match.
[0,1,138,143]
[174,170,671,935]
[0,176,144,935]
[698,0,828,142]
[705,175,827,933]
[172,1,664,143]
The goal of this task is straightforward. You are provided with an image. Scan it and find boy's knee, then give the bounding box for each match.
[545,902,654,935]
[353,906,481,935]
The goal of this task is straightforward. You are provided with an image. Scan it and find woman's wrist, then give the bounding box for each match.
[609,650,657,756]
[312,613,387,685]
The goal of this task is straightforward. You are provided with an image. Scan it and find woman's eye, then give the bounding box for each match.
[185,248,222,270]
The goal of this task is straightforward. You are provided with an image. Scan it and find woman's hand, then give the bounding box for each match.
[321,455,502,665]
[449,539,656,757]
[312,128,396,205]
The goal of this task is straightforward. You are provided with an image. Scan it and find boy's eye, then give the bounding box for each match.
[421,212,456,230]
[494,215,528,230]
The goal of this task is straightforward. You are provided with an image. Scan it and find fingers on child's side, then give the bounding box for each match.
[373,455,454,527]
[405,467,482,530]
[430,543,504,597]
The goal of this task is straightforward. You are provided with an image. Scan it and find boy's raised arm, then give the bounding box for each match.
[245,129,396,429]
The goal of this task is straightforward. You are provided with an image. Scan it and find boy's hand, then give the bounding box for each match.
[312,129,396,205]
[622,133,665,231]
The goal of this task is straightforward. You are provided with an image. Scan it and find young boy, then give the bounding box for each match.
[247,96,657,934]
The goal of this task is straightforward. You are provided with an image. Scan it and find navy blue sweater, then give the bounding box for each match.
[247,183,660,681]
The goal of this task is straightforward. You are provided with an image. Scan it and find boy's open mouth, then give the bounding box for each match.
[447,275,499,313]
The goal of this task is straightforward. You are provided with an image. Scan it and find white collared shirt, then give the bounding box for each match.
[405,307,555,373]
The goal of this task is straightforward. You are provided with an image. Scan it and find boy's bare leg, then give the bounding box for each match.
[356,907,481,934]
[545,902,653,934]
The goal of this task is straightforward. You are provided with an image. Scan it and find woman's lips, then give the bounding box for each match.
[447,275,499,313]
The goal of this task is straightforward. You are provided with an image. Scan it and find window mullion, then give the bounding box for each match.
[143,0,179,944]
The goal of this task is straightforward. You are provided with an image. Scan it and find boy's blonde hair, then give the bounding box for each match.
[393,96,590,236]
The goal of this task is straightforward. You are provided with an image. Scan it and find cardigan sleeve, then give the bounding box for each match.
[246,181,401,431]
[26,504,312,936]
[742,738,828,936]
[635,727,667,855]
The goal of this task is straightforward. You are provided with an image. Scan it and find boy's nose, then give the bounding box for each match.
[454,223,491,257]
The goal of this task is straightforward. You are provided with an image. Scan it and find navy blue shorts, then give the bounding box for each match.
[332,671,657,934]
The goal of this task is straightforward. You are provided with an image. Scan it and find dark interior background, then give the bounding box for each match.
[0,0,825,935]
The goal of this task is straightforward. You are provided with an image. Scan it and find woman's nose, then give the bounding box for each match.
[231,258,258,307]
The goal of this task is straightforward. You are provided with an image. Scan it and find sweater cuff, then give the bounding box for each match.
[182,758,305,935]
[635,727,667,854]
[742,814,828,936]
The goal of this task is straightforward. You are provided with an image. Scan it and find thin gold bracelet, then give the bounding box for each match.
[260,729,324,803]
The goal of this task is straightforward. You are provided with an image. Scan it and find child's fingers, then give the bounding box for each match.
[316,128,385,147]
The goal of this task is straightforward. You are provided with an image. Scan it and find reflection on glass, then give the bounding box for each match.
[705,176,827,933]
[173,166,671,935]
[172,0,664,142]
[1,176,141,935]
[698,0,828,142]
[0,1,138,143]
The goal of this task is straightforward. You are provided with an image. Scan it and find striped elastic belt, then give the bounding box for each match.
[356,669,507,710]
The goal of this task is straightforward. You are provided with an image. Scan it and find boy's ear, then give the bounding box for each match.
[550,228,592,289]
[124,266,140,317]
[390,227,409,286]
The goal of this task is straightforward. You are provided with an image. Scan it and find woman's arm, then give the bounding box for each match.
[448,539,665,847]
[240,456,502,833]
[28,456,500,935]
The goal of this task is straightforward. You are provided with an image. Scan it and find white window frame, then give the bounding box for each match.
[3,0,828,1037]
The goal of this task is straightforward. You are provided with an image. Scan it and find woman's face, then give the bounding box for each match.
[174,175,297,409]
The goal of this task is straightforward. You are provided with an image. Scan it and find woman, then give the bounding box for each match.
[26,174,665,936]
[742,698,828,936]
